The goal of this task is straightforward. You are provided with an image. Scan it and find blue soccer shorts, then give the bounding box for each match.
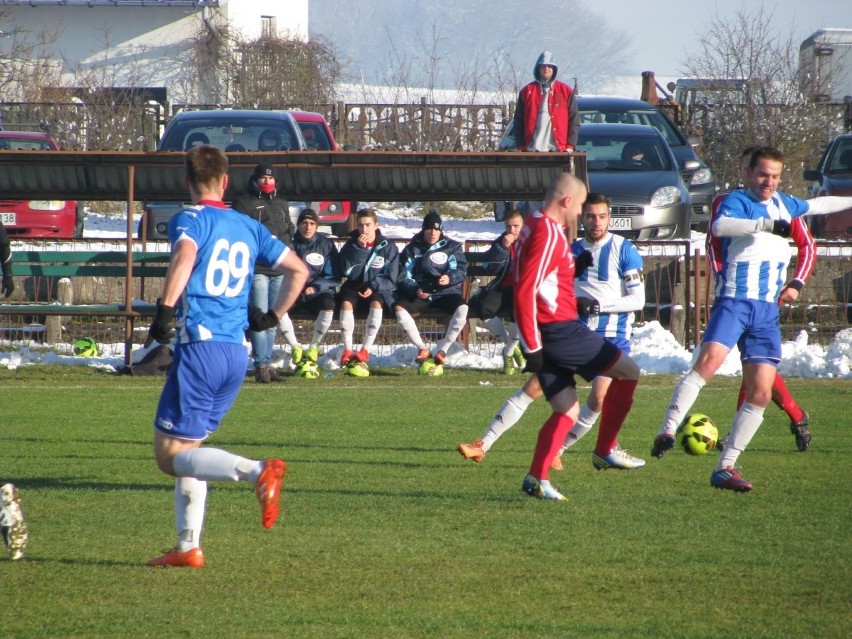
[536,320,622,400]
[606,336,631,356]
[702,297,781,366]
[154,341,249,441]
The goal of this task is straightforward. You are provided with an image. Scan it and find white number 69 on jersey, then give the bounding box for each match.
[206,239,251,296]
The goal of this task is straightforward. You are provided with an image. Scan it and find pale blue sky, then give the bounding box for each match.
[602,0,852,76]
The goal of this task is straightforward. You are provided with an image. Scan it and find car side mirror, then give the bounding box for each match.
[802,169,820,181]
[683,160,701,172]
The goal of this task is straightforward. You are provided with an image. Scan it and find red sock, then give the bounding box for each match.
[529,412,574,480]
[772,373,804,423]
[736,381,746,411]
[594,379,638,455]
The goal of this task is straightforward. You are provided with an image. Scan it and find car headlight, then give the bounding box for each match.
[650,186,682,208]
[690,166,714,186]
[28,200,66,211]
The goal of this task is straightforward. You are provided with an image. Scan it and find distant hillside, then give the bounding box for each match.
[309,0,633,95]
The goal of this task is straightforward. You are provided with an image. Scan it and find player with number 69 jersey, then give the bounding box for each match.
[144,145,308,569]
[168,200,289,344]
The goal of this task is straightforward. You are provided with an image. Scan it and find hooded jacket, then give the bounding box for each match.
[475,231,516,295]
[233,178,294,277]
[338,228,401,306]
[398,231,468,300]
[291,230,341,296]
[511,51,579,152]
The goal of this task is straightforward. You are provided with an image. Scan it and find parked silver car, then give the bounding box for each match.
[141,109,308,239]
[576,123,696,240]
[577,96,715,230]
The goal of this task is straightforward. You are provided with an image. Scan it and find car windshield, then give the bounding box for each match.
[297,122,332,150]
[0,137,55,150]
[159,117,301,152]
[576,134,673,172]
[578,108,683,147]
[827,141,852,173]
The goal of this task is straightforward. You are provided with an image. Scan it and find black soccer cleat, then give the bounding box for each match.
[790,411,811,452]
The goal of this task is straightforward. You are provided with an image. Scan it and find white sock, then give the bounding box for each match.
[174,476,207,551]
[559,403,599,453]
[173,448,262,483]
[660,369,706,435]
[438,305,469,353]
[484,316,509,343]
[504,323,521,357]
[278,314,299,348]
[719,402,765,468]
[340,309,355,351]
[481,389,535,452]
[395,308,426,349]
[311,310,333,346]
[362,307,383,351]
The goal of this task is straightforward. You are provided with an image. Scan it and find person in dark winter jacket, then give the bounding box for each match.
[510,51,579,152]
[233,163,295,383]
[278,208,341,369]
[336,207,400,377]
[394,209,468,367]
[468,208,525,374]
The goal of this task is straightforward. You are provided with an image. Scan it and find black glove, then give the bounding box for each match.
[523,350,544,374]
[1,274,13,298]
[248,306,280,332]
[148,301,175,344]
[576,296,600,316]
[574,250,594,278]
[771,220,791,238]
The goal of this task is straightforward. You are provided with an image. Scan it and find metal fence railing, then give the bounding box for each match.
[4,238,846,358]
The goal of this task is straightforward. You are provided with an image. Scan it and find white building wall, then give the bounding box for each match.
[227,0,309,42]
[1,0,309,102]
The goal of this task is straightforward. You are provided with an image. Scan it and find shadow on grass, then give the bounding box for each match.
[9,477,171,492]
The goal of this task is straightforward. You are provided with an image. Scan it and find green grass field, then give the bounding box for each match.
[1,368,850,639]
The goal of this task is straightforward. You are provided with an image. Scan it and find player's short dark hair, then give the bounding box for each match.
[185,145,228,192]
[749,146,785,169]
[356,207,377,223]
[505,208,524,221]
[583,192,611,212]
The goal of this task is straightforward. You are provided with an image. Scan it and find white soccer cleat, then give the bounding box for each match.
[592,446,646,470]
[1,483,29,560]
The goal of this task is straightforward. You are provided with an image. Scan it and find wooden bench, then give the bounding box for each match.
[0,251,170,367]
[0,246,502,366]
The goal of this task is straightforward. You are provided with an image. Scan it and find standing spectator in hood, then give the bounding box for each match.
[511,51,579,152]
[233,163,295,383]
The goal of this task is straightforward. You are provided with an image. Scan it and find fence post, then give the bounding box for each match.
[692,249,702,347]
[46,280,73,343]
[336,100,346,147]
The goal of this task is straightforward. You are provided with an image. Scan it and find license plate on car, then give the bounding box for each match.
[0,212,15,226]
[609,217,632,230]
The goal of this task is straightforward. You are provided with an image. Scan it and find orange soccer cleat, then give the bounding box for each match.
[256,458,287,529]
[457,439,486,463]
[146,546,205,568]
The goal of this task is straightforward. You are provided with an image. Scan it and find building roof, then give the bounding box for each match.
[0,1,218,7]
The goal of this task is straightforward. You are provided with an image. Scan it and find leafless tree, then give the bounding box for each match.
[0,11,62,103]
[680,6,839,194]
[180,19,343,109]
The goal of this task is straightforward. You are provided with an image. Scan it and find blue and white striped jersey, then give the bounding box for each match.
[571,232,644,341]
[168,201,288,344]
[712,189,809,302]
